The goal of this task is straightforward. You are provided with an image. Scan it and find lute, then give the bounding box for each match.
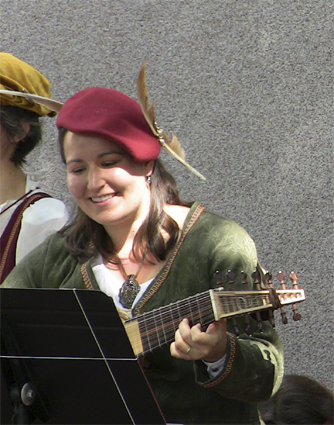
[124,271,305,357]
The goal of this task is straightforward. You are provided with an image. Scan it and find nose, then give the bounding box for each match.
[87,166,105,191]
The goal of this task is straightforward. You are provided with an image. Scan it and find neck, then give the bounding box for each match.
[104,201,151,259]
[0,158,27,204]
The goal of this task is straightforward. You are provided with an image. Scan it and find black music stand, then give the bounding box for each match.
[0,288,166,425]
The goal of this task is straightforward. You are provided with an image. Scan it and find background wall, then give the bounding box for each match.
[1,0,333,392]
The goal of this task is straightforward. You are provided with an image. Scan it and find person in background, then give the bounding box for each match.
[0,53,69,283]
[259,374,334,425]
[2,65,284,424]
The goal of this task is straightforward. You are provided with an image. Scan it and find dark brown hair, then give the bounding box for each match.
[0,105,42,166]
[58,128,189,263]
[259,375,334,424]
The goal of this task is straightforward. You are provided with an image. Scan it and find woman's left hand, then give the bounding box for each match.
[170,318,228,362]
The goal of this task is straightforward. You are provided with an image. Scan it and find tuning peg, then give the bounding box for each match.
[289,271,299,289]
[251,270,261,290]
[225,270,240,334]
[289,271,302,321]
[251,270,263,331]
[232,319,240,336]
[276,271,288,324]
[240,271,252,332]
[277,271,287,289]
[264,272,273,288]
[240,271,249,290]
[213,270,224,288]
[263,272,275,327]
[243,313,252,335]
[226,270,236,290]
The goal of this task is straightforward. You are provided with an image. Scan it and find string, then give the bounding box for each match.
[134,291,214,354]
[127,289,303,355]
[132,291,271,354]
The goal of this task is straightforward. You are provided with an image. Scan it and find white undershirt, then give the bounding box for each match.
[0,174,69,264]
[91,253,153,311]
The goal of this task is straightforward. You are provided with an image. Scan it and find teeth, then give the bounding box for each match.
[91,194,114,203]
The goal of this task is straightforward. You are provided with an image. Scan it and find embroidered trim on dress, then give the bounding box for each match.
[203,332,237,388]
[133,203,205,316]
[81,262,94,290]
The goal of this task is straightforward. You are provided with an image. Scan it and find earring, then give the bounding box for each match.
[146,175,152,185]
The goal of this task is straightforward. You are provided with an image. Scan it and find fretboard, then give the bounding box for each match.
[124,288,305,356]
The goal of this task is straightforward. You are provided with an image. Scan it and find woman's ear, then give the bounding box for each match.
[145,160,155,177]
[14,122,31,143]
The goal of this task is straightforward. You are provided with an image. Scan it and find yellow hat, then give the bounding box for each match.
[0,52,56,117]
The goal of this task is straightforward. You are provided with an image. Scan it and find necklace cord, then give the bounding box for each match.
[109,248,148,309]
[113,248,148,281]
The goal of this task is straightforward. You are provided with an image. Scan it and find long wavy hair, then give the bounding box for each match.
[58,128,189,263]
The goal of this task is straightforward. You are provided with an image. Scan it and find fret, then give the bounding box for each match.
[176,298,183,326]
[152,309,162,348]
[227,296,235,313]
[168,304,178,339]
[139,313,151,353]
[158,308,167,346]
[188,297,195,325]
[196,295,203,324]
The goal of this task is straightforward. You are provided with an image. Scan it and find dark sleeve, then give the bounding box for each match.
[192,214,284,402]
[1,233,82,289]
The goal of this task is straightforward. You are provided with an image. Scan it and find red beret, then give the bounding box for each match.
[56,87,161,162]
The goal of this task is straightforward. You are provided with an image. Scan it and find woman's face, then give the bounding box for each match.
[63,131,153,231]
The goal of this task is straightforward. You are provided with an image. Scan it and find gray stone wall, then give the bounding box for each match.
[1,0,333,391]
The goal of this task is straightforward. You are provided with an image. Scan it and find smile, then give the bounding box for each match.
[91,194,115,203]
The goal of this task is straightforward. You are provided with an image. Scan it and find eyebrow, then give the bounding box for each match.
[66,150,123,165]
[98,150,123,158]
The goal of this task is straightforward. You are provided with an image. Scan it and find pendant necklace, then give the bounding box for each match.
[115,250,147,309]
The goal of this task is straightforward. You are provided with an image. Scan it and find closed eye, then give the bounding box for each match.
[69,166,86,174]
[101,161,117,168]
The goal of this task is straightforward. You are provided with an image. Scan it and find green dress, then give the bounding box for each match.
[2,202,284,424]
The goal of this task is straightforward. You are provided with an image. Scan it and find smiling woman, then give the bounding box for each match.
[63,132,153,235]
[1,68,284,425]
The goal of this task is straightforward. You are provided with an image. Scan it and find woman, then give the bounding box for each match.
[0,53,69,283]
[2,71,283,424]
